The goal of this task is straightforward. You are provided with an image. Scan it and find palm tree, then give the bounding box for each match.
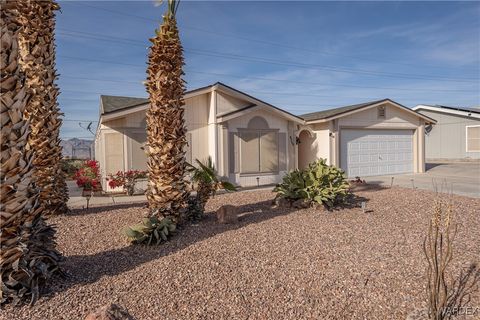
[145,0,188,223]
[187,157,236,220]
[18,0,69,217]
[0,1,61,305]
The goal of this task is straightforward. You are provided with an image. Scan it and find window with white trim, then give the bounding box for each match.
[239,116,279,174]
[466,125,480,152]
[240,131,279,173]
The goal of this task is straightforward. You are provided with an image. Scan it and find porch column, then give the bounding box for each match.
[218,123,229,177]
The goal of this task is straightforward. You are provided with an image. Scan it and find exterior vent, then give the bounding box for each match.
[378,106,386,118]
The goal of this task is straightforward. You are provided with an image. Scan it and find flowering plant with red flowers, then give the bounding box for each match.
[106,170,147,195]
[74,160,101,190]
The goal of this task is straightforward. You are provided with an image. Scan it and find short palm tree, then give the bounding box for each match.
[145,0,188,223]
[187,157,236,220]
[1,1,61,305]
[18,0,69,216]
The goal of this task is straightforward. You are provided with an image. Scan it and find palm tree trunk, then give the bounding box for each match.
[18,0,69,217]
[0,0,62,305]
[145,9,188,222]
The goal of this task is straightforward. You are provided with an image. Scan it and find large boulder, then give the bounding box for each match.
[216,205,238,224]
[85,304,132,320]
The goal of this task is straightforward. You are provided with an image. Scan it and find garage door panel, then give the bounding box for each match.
[341,129,414,177]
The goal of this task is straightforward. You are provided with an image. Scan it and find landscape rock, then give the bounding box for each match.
[405,308,428,320]
[216,205,238,224]
[85,303,132,320]
[274,197,291,208]
[292,198,312,209]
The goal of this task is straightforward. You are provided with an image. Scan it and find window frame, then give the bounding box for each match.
[466,125,480,152]
[238,128,280,175]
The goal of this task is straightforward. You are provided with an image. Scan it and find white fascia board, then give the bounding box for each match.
[413,105,480,120]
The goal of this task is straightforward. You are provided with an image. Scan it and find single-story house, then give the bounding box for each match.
[94,82,436,191]
[412,105,480,160]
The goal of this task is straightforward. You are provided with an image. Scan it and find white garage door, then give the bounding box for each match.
[340,129,414,177]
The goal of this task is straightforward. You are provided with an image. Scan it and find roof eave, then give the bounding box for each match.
[305,99,437,124]
[413,105,480,120]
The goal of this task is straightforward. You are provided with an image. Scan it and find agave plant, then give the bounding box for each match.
[144,0,187,223]
[187,157,236,220]
[274,159,350,209]
[124,217,176,245]
[18,0,69,216]
[1,0,61,305]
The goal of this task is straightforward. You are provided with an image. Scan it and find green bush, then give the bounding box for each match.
[60,159,84,179]
[274,159,350,208]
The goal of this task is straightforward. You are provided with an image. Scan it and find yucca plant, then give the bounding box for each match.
[1,1,61,305]
[144,0,187,223]
[187,157,236,220]
[18,0,69,217]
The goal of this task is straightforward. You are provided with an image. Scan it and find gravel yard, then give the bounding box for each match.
[3,186,479,320]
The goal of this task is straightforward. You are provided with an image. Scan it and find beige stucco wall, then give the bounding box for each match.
[225,108,291,187]
[185,93,210,163]
[333,103,426,173]
[95,90,298,191]
[299,103,428,175]
[216,91,251,115]
[95,93,211,192]
[297,123,331,169]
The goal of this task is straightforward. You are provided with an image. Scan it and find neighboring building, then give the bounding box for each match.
[61,138,94,159]
[94,82,435,191]
[413,105,480,160]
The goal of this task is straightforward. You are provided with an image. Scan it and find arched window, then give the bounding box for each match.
[239,116,278,173]
[247,116,269,130]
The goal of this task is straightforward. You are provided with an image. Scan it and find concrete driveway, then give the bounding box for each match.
[364,162,480,198]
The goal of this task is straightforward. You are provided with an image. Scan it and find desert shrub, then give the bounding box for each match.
[60,159,84,179]
[124,217,176,245]
[107,170,147,195]
[73,160,101,190]
[274,159,350,208]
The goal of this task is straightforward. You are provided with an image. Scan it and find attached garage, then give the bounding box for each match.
[340,129,413,177]
[300,99,437,177]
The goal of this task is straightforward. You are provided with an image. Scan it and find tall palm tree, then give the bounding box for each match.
[145,0,188,223]
[0,1,61,305]
[18,0,69,217]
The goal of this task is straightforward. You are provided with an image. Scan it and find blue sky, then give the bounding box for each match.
[56,1,480,139]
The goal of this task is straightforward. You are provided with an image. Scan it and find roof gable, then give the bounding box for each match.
[302,99,436,124]
[213,82,304,123]
[100,95,148,114]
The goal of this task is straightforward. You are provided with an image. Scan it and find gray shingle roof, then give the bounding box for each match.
[100,95,149,115]
[301,99,387,121]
